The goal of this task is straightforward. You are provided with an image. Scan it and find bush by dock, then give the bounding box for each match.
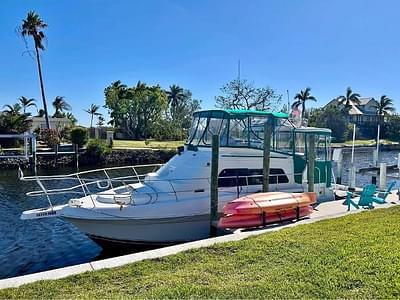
[1,206,400,298]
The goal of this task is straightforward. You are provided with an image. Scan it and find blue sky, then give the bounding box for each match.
[1,0,399,126]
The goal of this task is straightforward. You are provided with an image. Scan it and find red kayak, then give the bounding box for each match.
[218,192,317,229]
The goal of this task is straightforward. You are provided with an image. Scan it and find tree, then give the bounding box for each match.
[65,112,77,126]
[18,96,36,114]
[308,105,348,142]
[336,87,361,109]
[20,11,51,129]
[375,95,395,117]
[70,127,88,148]
[103,80,127,127]
[384,115,400,142]
[97,115,105,127]
[52,96,71,118]
[84,104,102,128]
[104,81,168,139]
[0,108,32,135]
[166,85,185,118]
[36,108,45,117]
[215,79,282,111]
[159,89,201,140]
[3,104,22,115]
[292,87,316,118]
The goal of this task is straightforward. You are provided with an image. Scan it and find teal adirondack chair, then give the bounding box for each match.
[345,184,377,211]
[372,181,396,204]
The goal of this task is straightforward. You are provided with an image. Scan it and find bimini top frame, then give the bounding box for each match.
[186,109,331,158]
[187,109,290,150]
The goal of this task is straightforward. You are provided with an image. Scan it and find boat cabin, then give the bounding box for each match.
[186,109,332,187]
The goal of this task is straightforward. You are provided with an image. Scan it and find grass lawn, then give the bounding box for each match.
[112,140,185,149]
[331,139,398,147]
[2,207,400,298]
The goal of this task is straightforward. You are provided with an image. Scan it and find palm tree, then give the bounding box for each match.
[3,103,22,115]
[336,87,361,109]
[375,95,395,116]
[292,87,317,118]
[36,108,45,117]
[65,112,77,126]
[20,11,51,129]
[84,104,102,128]
[374,95,395,147]
[52,96,71,118]
[97,116,105,127]
[18,96,36,114]
[166,85,185,117]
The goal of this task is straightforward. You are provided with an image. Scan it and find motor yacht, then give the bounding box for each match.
[20,109,333,245]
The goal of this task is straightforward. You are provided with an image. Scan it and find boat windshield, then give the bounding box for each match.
[186,110,294,152]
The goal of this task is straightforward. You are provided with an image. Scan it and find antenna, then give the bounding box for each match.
[237,59,241,80]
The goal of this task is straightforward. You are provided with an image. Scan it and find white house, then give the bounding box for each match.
[29,117,71,132]
[325,97,380,125]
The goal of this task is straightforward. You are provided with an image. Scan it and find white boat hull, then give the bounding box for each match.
[64,214,210,244]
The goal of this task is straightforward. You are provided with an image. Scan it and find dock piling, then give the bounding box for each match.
[263,120,272,192]
[379,163,387,191]
[397,153,400,171]
[349,165,356,189]
[210,134,220,237]
[31,134,37,174]
[372,149,378,168]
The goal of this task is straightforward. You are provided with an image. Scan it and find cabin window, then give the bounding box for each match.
[218,168,289,187]
[295,132,306,154]
[228,117,249,147]
[316,135,327,160]
[202,118,228,146]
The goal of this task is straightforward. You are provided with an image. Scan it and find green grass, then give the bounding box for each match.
[331,139,398,147]
[3,207,400,299]
[112,140,185,149]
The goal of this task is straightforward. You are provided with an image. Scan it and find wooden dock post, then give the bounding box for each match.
[263,120,272,192]
[210,134,220,237]
[349,123,357,189]
[372,149,378,167]
[307,134,315,193]
[379,162,387,191]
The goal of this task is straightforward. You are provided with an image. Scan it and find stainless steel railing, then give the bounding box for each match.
[19,165,326,208]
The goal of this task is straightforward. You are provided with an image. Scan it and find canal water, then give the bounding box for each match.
[0,150,399,280]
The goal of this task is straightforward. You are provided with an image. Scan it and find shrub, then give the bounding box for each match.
[153,119,185,141]
[70,127,88,148]
[86,139,111,158]
[40,129,60,147]
[344,124,361,141]
[59,126,72,142]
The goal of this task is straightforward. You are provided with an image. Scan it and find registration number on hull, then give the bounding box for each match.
[36,210,58,217]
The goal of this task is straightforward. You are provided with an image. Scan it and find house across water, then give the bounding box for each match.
[325,97,381,125]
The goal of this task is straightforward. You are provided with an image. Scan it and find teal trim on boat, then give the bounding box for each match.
[193,109,289,119]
